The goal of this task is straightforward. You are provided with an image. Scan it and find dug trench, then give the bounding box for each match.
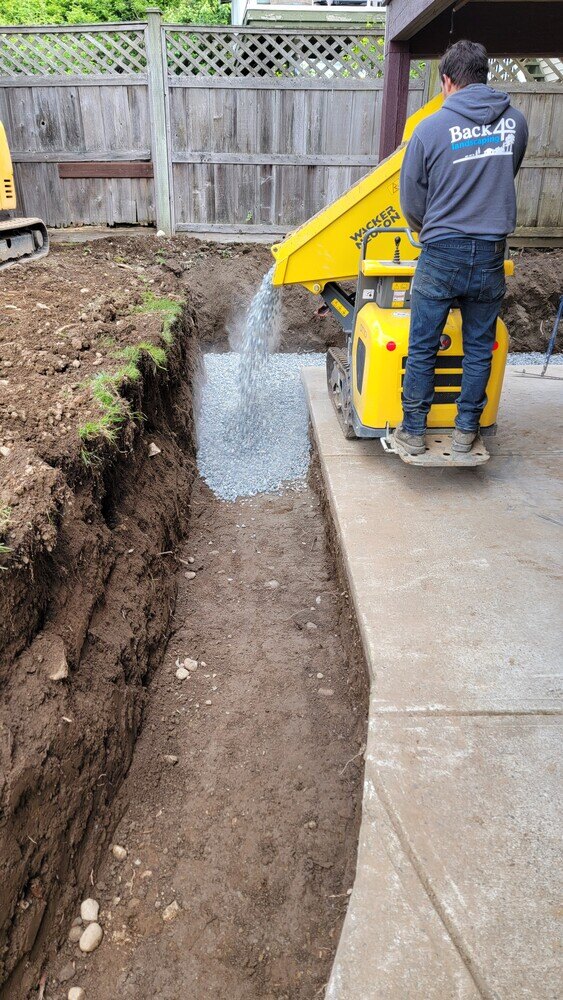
[0,237,368,999]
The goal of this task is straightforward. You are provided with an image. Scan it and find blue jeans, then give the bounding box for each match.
[402,238,506,435]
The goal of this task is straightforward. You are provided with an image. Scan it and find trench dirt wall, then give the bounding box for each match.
[0,305,198,995]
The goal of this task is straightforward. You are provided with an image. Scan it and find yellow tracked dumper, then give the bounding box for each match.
[270,96,512,467]
[0,122,49,270]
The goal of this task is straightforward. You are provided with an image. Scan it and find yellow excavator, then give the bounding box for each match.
[0,122,49,270]
[270,95,513,467]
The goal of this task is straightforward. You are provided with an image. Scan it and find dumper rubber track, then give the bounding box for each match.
[326,346,357,439]
[0,216,49,271]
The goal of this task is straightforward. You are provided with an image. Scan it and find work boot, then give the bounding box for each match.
[452,428,478,453]
[394,424,426,456]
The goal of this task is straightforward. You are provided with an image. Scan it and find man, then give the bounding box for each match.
[396,39,528,455]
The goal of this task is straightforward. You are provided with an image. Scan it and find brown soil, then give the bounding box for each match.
[502,248,563,352]
[0,304,199,994]
[43,482,366,1000]
[0,234,362,998]
[0,237,338,478]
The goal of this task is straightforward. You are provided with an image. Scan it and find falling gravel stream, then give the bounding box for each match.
[237,265,283,443]
[197,268,325,501]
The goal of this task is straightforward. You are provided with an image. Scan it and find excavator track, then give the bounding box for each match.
[326,347,357,439]
[0,217,49,271]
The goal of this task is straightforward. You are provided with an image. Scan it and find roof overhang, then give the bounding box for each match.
[385,1,563,58]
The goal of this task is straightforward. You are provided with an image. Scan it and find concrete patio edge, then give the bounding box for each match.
[303,366,563,1000]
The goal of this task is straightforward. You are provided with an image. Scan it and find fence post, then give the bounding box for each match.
[146,7,173,234]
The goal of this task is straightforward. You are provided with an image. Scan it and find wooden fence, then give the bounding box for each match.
[165,25,427,233]
[0,13,561,237]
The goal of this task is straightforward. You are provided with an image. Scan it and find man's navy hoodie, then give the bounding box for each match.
[400,84,528,244]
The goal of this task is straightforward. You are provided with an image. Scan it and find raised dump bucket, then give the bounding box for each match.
[271,95,442,293]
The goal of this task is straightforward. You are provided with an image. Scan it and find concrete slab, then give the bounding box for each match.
[326,769,479,1000]
[370,715,561,998]
[303,365,563,1000]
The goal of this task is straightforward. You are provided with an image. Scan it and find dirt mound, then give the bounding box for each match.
[502,249,563,352]
[78,233,343,353]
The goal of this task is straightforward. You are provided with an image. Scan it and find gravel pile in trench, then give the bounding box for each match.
[197,352,324,501]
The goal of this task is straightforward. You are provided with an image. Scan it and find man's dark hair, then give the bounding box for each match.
[439,40,489,87]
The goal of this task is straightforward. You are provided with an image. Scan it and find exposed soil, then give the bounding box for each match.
[503,248,563,352]
[0,303,199,995]
[0,234,362,998]
[42,482,366,1000]
[0,233,560,997]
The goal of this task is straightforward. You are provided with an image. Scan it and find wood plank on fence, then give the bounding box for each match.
[58,161,153,178]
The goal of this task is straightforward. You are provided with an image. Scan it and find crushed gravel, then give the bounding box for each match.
[507,352,562,366]
[197,352,324,501]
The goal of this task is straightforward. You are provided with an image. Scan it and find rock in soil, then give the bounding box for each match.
[162,901,180,922]
[68,926,82,944]
[111,845,127,861]
[68,988,86,1000]
[58,961,75,983]
[78,923,103,954]
[79,899,99,923]
[45,635,69,681]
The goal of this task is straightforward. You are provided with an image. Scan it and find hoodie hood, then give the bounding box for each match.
[443,84,510,125]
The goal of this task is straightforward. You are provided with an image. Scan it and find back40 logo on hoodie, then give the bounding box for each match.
[449,117,517,164]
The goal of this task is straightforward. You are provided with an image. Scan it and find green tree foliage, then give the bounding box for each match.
[0,0,230,25]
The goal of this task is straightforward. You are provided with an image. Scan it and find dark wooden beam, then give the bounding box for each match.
[410,3,563,56]
[388,1,563,56]
[379,41,412,161]
[386,0,454,43]
[58,162,153,179]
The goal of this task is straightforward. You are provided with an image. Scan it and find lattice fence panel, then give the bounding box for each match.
[165,28,392,79]
[0,28,147,77]
[488,56,563,84]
